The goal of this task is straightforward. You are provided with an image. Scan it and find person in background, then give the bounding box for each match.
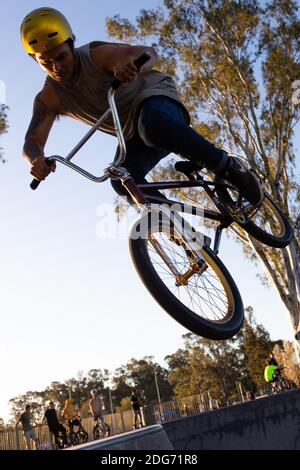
[89,389,110,436]
[131,389,144,429]
[15,404,40,450]
[61,398,81,432]
[42,401,67,446]
[268,353,278,367]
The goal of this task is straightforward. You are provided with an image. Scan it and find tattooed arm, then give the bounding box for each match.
[23,84,58,181]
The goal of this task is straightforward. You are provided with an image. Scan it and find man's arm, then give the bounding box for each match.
[91,44,158,86]
[23,84,58,181]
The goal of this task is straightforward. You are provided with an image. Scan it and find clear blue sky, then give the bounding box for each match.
[0,0,297,423]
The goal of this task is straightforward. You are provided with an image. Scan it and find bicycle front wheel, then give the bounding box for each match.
[129,215,244,340]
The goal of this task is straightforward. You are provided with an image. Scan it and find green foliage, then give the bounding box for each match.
[273,341,300,386]
[8,369,109,424]
[236,306,279,389]
[5,306,287,426]
[165,306,278,403]
[116,396,132,412]
[116,356,174,404]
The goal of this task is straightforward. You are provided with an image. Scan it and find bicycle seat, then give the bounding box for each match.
[174,161,203,179]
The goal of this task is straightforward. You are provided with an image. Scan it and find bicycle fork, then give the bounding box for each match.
[116,172,210,286]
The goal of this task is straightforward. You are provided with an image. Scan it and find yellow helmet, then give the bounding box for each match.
[20,7,73,55]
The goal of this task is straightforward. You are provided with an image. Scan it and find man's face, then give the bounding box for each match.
[35,42,75,82]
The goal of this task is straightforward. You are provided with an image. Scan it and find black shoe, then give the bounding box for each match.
[217,156,263,206]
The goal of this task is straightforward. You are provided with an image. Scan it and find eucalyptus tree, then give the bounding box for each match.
[107,0,300,343]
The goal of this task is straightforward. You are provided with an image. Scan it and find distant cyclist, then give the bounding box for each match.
[131,389,144,429]
[89,389,109,435]
[61,399,82,432]
[264,359,284,393]
[264,363,278,384]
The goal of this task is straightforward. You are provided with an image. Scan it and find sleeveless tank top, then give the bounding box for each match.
[46,41,189,140]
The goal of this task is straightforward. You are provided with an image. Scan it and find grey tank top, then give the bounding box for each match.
[46,41,189,140]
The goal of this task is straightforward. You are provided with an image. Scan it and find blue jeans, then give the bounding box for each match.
[111,96,227,197]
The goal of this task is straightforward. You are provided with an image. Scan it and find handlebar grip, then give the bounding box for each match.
[30,158,52,191]
[30,178,41,190]
[111,51,151,90]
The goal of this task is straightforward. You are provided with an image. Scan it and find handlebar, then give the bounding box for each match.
[30,52,151,190]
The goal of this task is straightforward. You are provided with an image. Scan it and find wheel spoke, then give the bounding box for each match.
[147,230,233,323]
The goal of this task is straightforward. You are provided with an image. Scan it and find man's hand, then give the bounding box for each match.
[113,55,139,87]
[30,156,56,181]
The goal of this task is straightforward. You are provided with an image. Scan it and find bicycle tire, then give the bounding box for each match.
[93,426,100,440]
[79,429,88,444]
[129,214,244,340]
[93,423,110,440]
[280,379,291,391]
[104,423,110,437]
[265,383,273,395]
[239,192,293,248]
[55,435,65,450]
[70,432,79,446]
[215,185,293,248]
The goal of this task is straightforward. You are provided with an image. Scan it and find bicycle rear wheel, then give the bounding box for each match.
[215,186,293,248]
[240,192,293,248]
[280,379,291,391]
[129,214,244,340]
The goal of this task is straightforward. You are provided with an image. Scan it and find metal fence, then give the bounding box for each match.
[0,391,221,450]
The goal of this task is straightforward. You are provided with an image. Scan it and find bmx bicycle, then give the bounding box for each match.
[30,53,293,340]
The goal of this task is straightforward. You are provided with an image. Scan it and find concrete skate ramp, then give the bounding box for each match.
[162,389,300,450]
[72,425,173,450]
